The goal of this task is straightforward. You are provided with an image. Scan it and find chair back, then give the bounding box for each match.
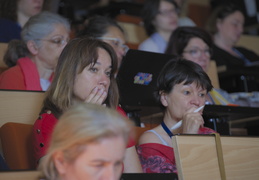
[134,126,151,144]
[221,136,259,180]
[0,90,45,127]
[207,60,220,89]
[236,35,259,55]
[0,170,42,180]
[116,14,147,49]
[0,43,8,73]
[0,122,35,170]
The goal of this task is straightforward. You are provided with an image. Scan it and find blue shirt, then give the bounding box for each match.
[0,18,22,43]
[138,32,167,53]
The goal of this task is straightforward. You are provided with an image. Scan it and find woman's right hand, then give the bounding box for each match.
[84,86,107,105]
[182,107,204,134]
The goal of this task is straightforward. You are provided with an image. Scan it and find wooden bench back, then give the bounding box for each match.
[173,135,259,180]
[221,136,259,180]
[0,43,8,73]
[115,14,147,49]
[207,60,220,89]
[0,43,8,67]
[0,90,45,127]
[0,171,42,180]
[237,35,259,55]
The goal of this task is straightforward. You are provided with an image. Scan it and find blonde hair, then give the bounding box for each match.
[39,103,133,180]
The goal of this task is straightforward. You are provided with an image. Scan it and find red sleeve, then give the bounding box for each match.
[117,106,136,148]
[116,106,136,148]
[116,106,127,117]
[127,136,135,148]
[32,112,58,164]
[0,66,26,90]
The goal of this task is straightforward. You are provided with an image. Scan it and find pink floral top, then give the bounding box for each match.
[137,127,216,173]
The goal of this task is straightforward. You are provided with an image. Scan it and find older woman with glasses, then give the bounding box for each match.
[0,11,70,91]
[78,16,129,70]
[138,0,179,53]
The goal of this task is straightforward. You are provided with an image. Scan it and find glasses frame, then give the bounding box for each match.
[158,8,179,16]
[34,38,68,46]
[183,48,212,58]
[96,37,129,54]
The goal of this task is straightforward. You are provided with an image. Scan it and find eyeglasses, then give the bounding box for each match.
[183,48,212,58]
[35,38,68,46]
[96,37,129,54]
[158,8,179,16]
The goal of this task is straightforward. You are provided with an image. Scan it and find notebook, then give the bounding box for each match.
[116,49,174,107]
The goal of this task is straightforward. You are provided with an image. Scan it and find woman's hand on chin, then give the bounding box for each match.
[85,86,107,105]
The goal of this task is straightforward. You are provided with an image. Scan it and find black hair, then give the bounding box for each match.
[205,2,244,35]
[166,26,213,56]
[154,57,213,110]
[216,2,243,21]
[77,15,124,38]
[142,0,178,36]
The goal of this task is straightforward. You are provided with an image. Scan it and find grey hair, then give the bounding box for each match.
[21,11,70,47]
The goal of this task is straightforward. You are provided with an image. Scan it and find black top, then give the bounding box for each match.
[212,44,259,68]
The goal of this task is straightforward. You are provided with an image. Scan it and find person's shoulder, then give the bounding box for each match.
[41,111,58,121]
[0,18,21,43]
[0,65,21,75]
[178,17,196,27]
[138,126,162,145]
[33,111,58,131]
[236,46,259,56]
[138,37,159,52]
[236,46,253,52]
[235,46,259,63]
[0,18,21,29]
[212,44,225,53]
[0,65,25,90]
[211,44,230,64]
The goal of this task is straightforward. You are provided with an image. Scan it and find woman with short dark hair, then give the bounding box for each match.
[137,58,215,173]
